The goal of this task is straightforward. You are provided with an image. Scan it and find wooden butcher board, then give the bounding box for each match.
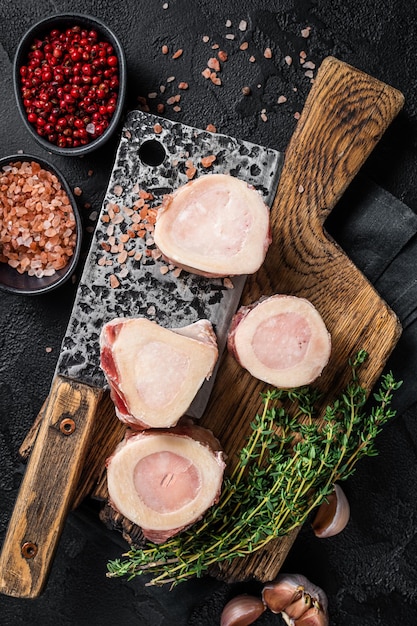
[20,57,404,585]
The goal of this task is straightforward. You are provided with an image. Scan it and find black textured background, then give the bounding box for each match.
[1,1,417,625]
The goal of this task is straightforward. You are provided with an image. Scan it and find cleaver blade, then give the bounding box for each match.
[57,111,283,417]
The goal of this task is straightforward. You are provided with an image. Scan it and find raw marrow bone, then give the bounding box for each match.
[100,317,218,428]
[228,295,331,388]
[153,173,271,277]
[106,422,226,543]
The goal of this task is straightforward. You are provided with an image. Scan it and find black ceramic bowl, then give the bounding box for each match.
[13,13,127,156]
[0,154,82,295]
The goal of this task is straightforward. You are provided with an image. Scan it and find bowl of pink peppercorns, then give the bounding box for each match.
[13,13,127,156]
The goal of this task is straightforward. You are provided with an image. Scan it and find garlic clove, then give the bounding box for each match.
[262,574,329,626]
[294,604,329,626]
[312,483,350,538]
[262,575,303,613]
[285,592,312,620]
[220,594,266,626]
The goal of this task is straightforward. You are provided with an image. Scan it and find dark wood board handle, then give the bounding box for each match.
[201,57,404,582]
[0,376,103,598]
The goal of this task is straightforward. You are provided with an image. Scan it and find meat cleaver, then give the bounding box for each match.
[0,57,404,597]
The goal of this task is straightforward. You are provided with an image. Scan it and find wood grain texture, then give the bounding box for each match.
[0,376,104,598]
[199,56,404,582]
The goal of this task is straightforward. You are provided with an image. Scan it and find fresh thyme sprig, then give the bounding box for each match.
[106,350,401,586]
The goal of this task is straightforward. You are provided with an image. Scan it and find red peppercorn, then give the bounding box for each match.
[70,49,82,62]
[41,69,53,82]
[107,55,118,67]
[82,63,93,76]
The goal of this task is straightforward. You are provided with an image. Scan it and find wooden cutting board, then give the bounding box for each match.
[19,57,404,585]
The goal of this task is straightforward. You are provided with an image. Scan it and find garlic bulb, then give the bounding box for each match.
[220,594,266,626]
[312,483,350,538]
[262,574,328,626]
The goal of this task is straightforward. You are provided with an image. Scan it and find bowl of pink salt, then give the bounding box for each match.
[0,154,82,295]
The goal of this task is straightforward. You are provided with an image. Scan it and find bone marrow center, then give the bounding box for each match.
[252,312,311,370]
[170,189,252,257]
[133,451,201,513]
[135,341,190,409]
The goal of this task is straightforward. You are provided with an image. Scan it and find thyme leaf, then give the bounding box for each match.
[106,350,402,586]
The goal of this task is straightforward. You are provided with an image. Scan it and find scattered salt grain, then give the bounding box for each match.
[239,20,247,31]
[118,267,129,279]
[285,55,292,65]
[277,95,287,104]
[301,26,311,38]
[264,47,272,59]
[109,274,120,289]
[74,186,82,196]
[117,250,128,264]
[201,155,216,168]
[208,57,221,72]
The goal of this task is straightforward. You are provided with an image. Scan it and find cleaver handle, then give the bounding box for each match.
[0,375,104,598]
